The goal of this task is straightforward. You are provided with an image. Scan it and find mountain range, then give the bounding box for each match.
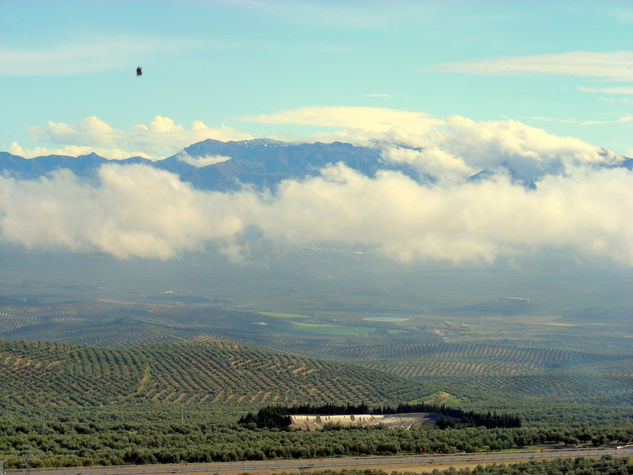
[0,140,413,191]
[3,139,631,191]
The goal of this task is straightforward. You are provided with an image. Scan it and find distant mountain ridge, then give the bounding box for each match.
[0,139,412,191]
[1,139,631,191]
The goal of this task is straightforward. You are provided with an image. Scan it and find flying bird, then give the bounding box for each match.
[136,66,142,77]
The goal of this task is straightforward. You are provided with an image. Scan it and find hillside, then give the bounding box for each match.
[0,338,429,408]
[282,340,633,407]
[0,299,280,346]
[1,298,631,410]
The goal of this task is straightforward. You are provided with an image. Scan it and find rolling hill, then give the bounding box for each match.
[1,297,631,410]
[0,338,430,408]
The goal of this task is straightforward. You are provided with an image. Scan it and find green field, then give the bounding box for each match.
[257,311,311,319]
[290,320,373,336]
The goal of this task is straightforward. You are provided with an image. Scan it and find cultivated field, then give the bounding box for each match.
[1,298,631,408]
[0,338,430,408]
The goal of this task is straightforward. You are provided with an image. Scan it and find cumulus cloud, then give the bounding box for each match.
[19,107,622,182]
[439,116,620,166]
[4,107,631,266]
[244,106,624,182]
[252,164,633,265]
[0,162,631,266]
[8,141,143,160]
[28,116,117,148]
[382,146,473,182]
[15,116,251,159]
[0,165,247,259]
[432,51,633,81]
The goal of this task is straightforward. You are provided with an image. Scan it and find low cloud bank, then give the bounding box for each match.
[1,161,631,266]
[3,107,631,266]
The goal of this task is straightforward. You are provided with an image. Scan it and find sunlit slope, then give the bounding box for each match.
[0,339,428,408]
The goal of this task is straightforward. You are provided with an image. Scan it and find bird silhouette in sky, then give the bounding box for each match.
[136,66,142,77]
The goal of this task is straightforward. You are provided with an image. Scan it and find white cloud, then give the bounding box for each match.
[382,146,473,182]
[242,106,443,150]
[243,106,441,137]
[244,106,624,181]
[4,107,631,266]
[0,161,631,266]
[21,107,621,174]
[251,164,633,265]
[28,116,117,148]
[438,116,619,167]
[432,51,633,81]
[177,152,232,168]
[524,114,633,136]
[0,165,247,259]
[580,115,633,126]
[18,116,251,159]
[8,142,143,160]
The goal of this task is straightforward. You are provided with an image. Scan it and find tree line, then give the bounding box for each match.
[2,410,632,468]
[239,402,521,430]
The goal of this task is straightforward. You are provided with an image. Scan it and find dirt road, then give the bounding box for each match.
[7,446,632,475]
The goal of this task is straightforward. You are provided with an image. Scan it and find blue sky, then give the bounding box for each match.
[0,0,632,310]
[1,0,632,158]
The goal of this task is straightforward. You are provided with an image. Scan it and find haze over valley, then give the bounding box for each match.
[1,1,632,472]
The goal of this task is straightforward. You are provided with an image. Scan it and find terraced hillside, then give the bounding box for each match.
[279,341,633,406]
[286,341,627,370]
[0,339,429,408]
[2,299,631,408]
